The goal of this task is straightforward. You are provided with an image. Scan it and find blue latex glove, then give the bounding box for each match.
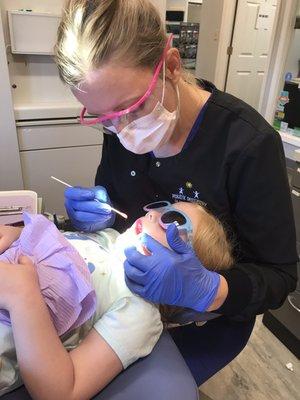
[64,186,115,232]
[124,224,221,312]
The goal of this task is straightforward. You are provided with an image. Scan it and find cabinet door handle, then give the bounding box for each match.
[292,189,300,197]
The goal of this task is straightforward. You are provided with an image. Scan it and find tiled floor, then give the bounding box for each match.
[199,316,300,400]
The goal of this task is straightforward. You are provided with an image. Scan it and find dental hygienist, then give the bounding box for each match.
[55,0,296,382]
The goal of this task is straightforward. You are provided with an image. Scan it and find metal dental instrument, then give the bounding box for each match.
[50,176,128,219]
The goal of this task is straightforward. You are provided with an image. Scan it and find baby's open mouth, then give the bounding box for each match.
[135,218,143,235]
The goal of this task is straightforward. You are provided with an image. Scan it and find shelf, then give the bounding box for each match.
[279,130,300,147]
[166,21,181,24]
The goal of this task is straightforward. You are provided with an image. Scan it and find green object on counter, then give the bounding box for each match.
[273,119,281,130]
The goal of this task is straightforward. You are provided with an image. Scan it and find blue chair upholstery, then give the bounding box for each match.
[2,317,255,399]
[2,331,199,400]
[169,316,256,385]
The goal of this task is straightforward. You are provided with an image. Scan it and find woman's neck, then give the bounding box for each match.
[154,79,211,158]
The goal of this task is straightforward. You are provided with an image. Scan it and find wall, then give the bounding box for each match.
[150,0,166,20]
[0,13,23,190]
[188,2,202,23]
[285,29,300,78]
[167,0,188,11]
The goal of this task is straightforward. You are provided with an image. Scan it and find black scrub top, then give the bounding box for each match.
[95,81,298,320]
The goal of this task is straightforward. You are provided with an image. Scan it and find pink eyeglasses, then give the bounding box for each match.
[80,34,173,128]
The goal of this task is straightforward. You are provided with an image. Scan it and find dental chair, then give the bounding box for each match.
[2,317,255,400]
[2,331,200,400]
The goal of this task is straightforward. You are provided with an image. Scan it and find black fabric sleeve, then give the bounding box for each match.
[217,131,298,320]
[95,133,115,195]
[95,133,126,231]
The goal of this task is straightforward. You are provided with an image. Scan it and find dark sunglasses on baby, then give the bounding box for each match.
[143,201,193,244]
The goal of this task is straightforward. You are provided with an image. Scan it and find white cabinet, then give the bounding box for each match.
[8,11,61,55]
[18,123,103,216]
[18,122,102,151]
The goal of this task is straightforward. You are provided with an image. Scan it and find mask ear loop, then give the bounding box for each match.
[161,61,166,104]
[161,61,180,112]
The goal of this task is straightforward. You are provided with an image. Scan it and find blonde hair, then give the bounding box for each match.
[55,0,196,88]
[55,0,166,87]
[160,204,233,321]
[192,204,233,271]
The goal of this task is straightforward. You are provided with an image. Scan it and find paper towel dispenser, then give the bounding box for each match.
[8,10,61,55]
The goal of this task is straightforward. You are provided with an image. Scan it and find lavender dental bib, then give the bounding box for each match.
[0,213,96,336]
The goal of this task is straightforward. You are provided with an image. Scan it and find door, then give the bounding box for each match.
[226,0,278,109]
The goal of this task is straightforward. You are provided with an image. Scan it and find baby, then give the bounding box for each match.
[121,200,234,323]
[0,201,233,397]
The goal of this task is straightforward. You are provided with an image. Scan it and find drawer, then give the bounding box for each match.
[18,123,103,151]
[291,165,300,189]
[20,145,102,216]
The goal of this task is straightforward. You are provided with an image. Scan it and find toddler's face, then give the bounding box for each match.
[116,202,200,256]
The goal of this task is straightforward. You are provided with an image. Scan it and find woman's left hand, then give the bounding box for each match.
[0,256,38,310]
[124,224,226,312]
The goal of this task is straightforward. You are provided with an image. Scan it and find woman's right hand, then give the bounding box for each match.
[64,186,116,232]
[0,225,22,254]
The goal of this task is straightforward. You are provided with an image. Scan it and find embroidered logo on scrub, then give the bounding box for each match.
[172,182,207,207]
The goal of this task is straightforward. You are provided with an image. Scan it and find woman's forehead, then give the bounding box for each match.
[73,64,153,114]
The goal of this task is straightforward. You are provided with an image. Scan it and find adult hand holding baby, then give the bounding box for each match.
[0,226,22,254]
[124,224,225,312]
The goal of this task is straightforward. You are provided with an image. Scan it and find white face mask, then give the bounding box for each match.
[116,65,180,154]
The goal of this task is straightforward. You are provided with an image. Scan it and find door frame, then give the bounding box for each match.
[196,0,237,90]
[259,0,298,123]
[214,0,238,91]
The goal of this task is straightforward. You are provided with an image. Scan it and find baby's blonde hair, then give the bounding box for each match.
[55,0,196,88]
[192,204,233,271]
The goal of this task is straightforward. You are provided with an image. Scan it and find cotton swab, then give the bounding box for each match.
[50,176,73,187]
[50,176,128,219]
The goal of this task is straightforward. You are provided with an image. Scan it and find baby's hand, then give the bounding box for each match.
[0,225,22,254]
[0,256,37,310]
